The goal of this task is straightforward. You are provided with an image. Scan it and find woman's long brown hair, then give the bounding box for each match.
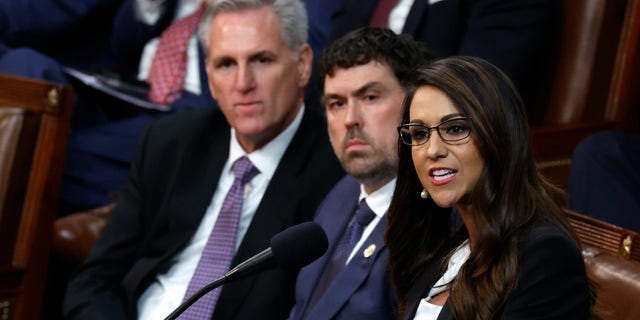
[385,56,583,319]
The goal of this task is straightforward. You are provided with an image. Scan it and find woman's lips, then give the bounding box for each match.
[429,168,457,186]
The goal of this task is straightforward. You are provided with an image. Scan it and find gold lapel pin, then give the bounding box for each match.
[363,244,376,258]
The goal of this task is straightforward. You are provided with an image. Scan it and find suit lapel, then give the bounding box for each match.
[403,252,441,319]
[436,303,454,320]
[163,111,231,255]
[308,214,389,318]
[404,226,468,320]
[403,0,430,36]
[297,183,359,316]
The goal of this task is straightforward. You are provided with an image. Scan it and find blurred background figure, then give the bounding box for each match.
[0,0,220,216]
[0,0,122,71]
[300,0,555,112]
[568,131,640,232]
[58,0,219,215]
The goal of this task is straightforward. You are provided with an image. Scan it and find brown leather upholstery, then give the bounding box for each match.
[531,0,640,189]
[566,211,640,320]
[584,247,640,320]
[0,73,73,320]
[533,0,607,125]
[53,203,115,263]
[0,108,23,221]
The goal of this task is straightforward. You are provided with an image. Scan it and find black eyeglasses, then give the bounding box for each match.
[397,117,472,146]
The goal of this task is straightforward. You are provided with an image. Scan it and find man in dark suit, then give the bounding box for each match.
[0,0,218,215]
[58,0,220,215]
[0,0,122,71]
[288,27,433,319]
[325,0,554,109]
[109,0,215,110]
[568,131,640,231]
[63,0,344,319]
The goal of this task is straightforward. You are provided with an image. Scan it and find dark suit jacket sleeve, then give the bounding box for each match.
[501,225,590,319]
[110,0,178,75]
[63,123,156,320]
[0,0,121,70]
[0,0,115,43]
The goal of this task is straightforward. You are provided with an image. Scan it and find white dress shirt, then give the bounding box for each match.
[136,106,305,320]
[388,0,446,34]
[388,0,415,34]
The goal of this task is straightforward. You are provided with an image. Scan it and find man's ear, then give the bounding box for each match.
[296,44,313,87]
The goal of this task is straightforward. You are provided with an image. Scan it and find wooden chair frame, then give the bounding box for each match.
[0,73,73,320]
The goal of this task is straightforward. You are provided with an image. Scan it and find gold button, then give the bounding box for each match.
[363,244,376,258]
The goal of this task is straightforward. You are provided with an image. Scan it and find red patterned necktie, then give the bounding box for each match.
[369,0,399,28]
[147,4,205,104]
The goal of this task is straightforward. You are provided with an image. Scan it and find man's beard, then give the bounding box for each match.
[340,128,397,186]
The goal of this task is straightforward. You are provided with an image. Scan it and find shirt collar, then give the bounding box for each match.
[227,105,305,178]
[359,178,396,218]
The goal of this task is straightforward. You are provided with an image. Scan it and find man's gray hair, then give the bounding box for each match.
[198,0,308,56]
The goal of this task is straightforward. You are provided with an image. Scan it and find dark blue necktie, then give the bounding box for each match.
[337,199,377,258]
[303,199,376,316]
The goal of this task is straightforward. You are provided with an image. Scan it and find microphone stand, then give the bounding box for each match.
[163,276,227,320]
[161,221,326,320]
[163,249,272,320]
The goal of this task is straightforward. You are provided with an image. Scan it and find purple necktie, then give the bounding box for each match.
[179,156,259,320]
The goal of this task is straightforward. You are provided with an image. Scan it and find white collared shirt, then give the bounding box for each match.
[388,0,446,34]
[136,105,305,320]
[388,0,415,33]
[346,179,396,263]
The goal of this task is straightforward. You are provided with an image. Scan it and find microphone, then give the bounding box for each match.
[164,221,328,320]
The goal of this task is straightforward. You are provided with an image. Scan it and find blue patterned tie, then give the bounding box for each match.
[339,199,377,257]
[179,156,259,320]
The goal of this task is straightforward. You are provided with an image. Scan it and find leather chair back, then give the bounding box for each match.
[531,0,640,189]
[0,73,73,320]
[0,108,23,219]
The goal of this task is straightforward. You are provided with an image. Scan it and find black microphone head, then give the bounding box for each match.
[270,222,328,271]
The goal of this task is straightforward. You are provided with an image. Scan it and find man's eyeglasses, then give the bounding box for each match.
[397,117,472,146]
